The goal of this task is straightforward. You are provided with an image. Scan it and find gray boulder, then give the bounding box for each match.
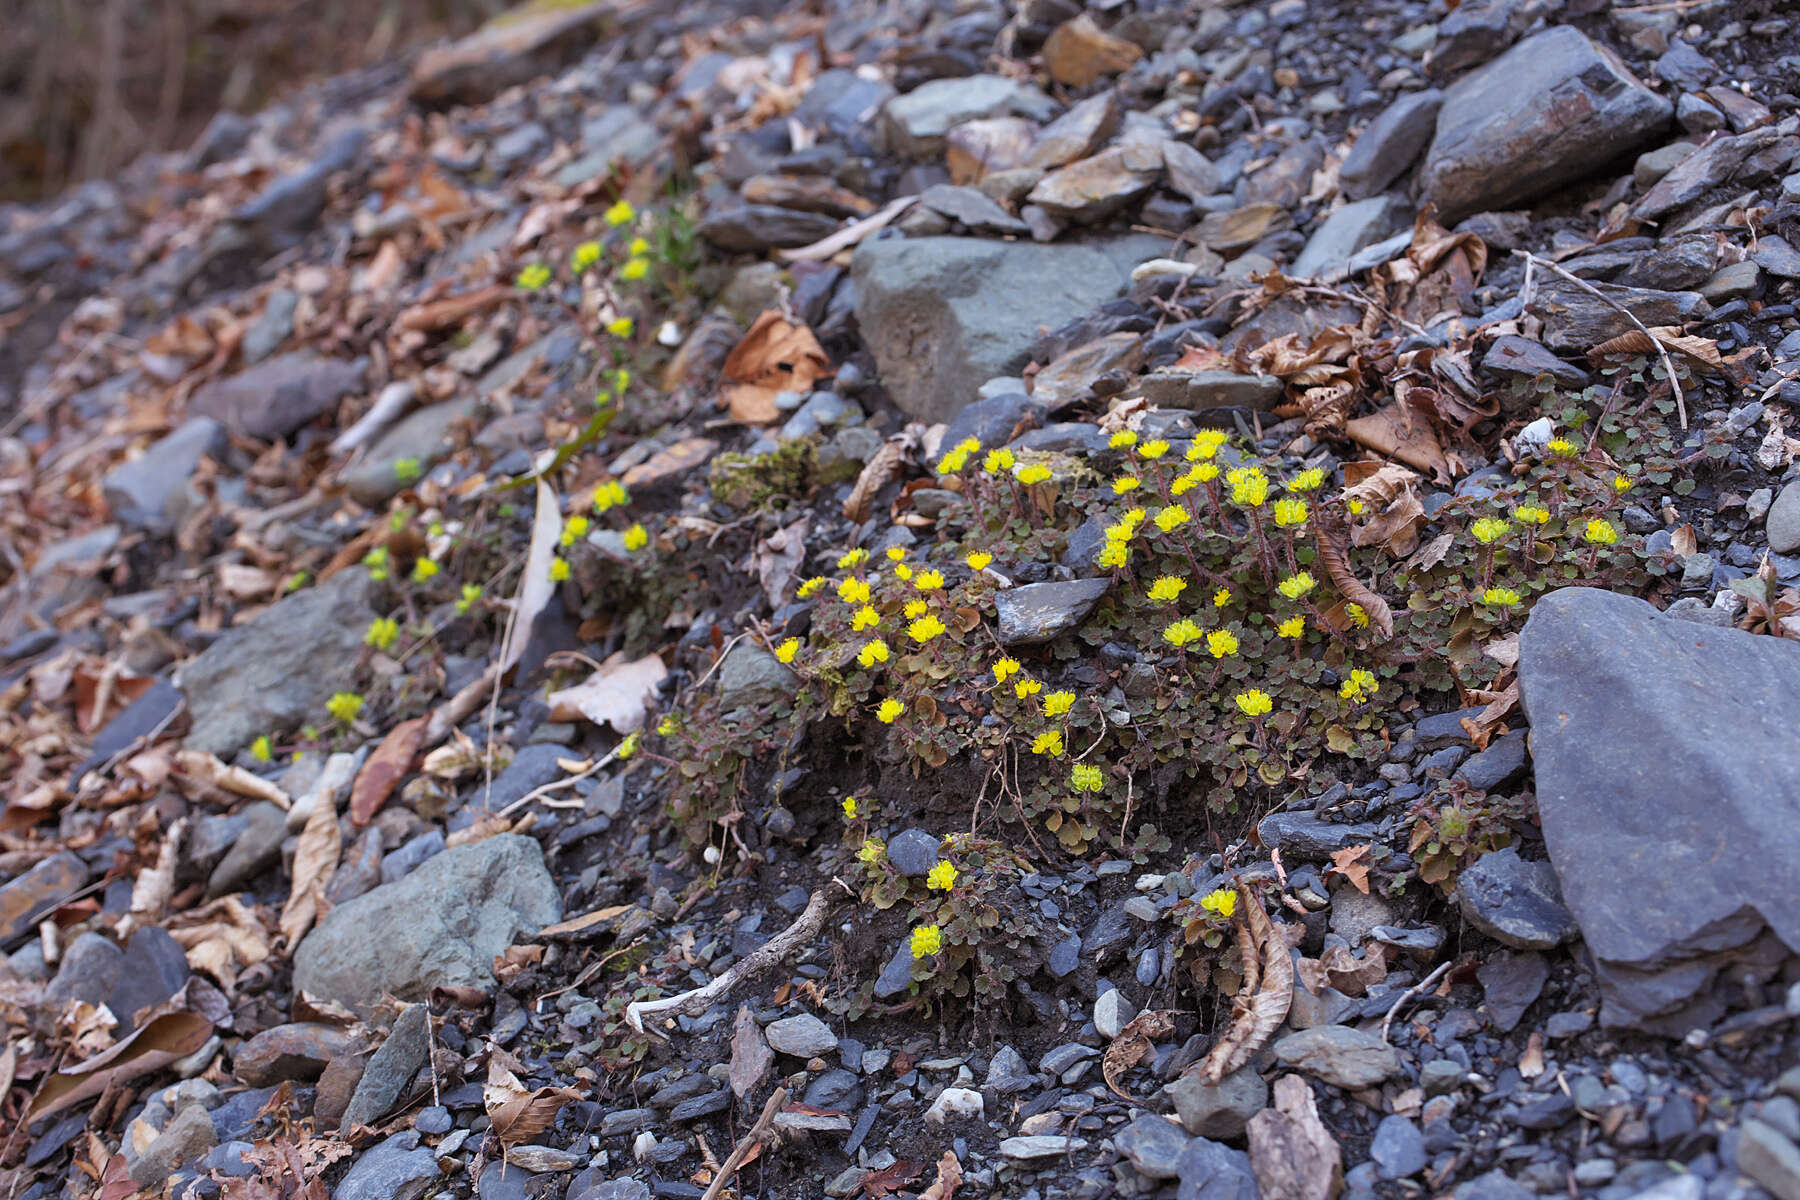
[178,568,377,757]
[852,235,1164,423]
[1420,26,1672,222]
[996,578,1112,646]
[1519,588,1800,1033]
[342,396,481,507]
[189,351,366,440]
[1340,90,1443,199]
[882,75,1057,159]
[103,418,228,531]
[1289,195,1411,279]
[293,835,560,1013]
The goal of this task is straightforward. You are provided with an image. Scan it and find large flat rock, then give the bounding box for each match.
[851,235,1165,423]
[1420,26,1671,222]
[1518,587,1800,1033]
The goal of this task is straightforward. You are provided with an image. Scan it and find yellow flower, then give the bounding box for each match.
[592,480,630,512]
[1070,764,1104,793]
[983,448,1015,474]
[838,578,871,605]
[877,698,905,724]
[1287,468,1326,493]
[1213,588,1232,608]
[1515,504,1550,526]
[365,616,400,651]
[1014,677,1042,700]
[1272,497,1308,528]
[1346,602,1370,629]
[1277,614,1306,639]
[1148,575,1187,602]
[1097,541,1130,570]
[915,570,945,591]
[937,446,973,474]
[457,583,483,615]
[838,549,869,569]
[909,614,947,643]
[857,638,890,668]
[1137,439,1169,460]
[363,545,390,581]
[858,837,884,865]
[1170,471,1198,497]
[1227,465,1269,507]
[617,731,641,759]
[926,861,959,891]
[1200,888,1237,918]
[1233,689,1272,718]
[1206,629,1239,659]
[250,735,273,762]
[571,241,601,272]
[842,796,859,820]
[885,547,907,562]
[1470,517,1511,545]
[902,599,926,619]
[993,658,1021,683]
[550,556,571,582]
[629,236,650,256]
[411,557,440,584]
[620,257,650,281]
[658,715,680,736]
[775,638,800,664]
[1154,505,1190,533]
[1032,730,1064,757]
[966,551,993,571]
[1013,463,1052,485]
[1483,587,1521,607]
[910,924,943,958]
[1043,690,1075,718]
[1109,430,1138,449]
[1613,474,1633,492]
[1340,668,1378,703]
[604,198,635,226]
[1546,437,1577,458]
[622,524,648,551]
[798,576,827,598]
[1584,518,1619,546]
[894,563,914,581]
[515,263,551,291]
[1163,618,1202,648]
[327,692,364,724]
[1191,461,1219,483]
[1113,476,1141,495]
[1278,572,1316,601]
[1188,430,1229,460]
[852,606,880,632]
[561,514,591,545]
[606,316,635,338]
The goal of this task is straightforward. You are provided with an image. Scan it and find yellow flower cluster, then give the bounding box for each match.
[1339,668,1378,703]
[1227,465,1269,508]
[1200,887,1237,918]
[936,436,983,474]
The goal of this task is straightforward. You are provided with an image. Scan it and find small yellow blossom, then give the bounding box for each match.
[620,257,650,282]
[1188,430,1229,460]
[1032,730,1065,757]
[842,796,859,820]
[909,614,947,643]
[1113,476,1141,495]
[1207,629,1239,659]
[457,583,483,615]
[1471,517,1511,545]
[1148,575,1187,603]
[1109,430,1138,449]
[1272,497,1308,528]
[1233,689,1272,718]
[592,480,630,512]
[911,924,943,958]
[1014,677,1042,700]
[363,545,390,582]
[798,576,827,598]
[1483,587,1522,607]
[550,557,571,582]
[838,578,872,605]
[658,715,680,736]
[1346,602,1370,629]
[775,638,800,664]
[412,557,440,584]
[1163,618,1203,648]
[1584,518,1619,546]
[604,198,635,226]
[983,448,1015,474]
[937,445,974,474]
[903,599,927,619]
[251,735,274,762]
[857,638,891,668]
[838,548,869,569]
[327,692,364,724]
[622,523,648,551]
[1070,764,1105,793]
[1200,888,1237,918]
[1278,572,1316,601]
[1340,667,1378,703]
[1043,690,1075,718]
[1213,588,1232,608]
[882,548,905,565]
[1137,439,1170,460]
[1154,504,1190,533]
[616,731,640,759]
[1546,437,1577,458]
[926,861,959,891]
[606,316,635,338]
[1014,463,1053,486]
[1227,466,1269,508]
[571,241,602,272]
[915,569,945,591]
[994,658,1021,683]
[859,838,884,865]
[366,616,400,651]
[561,514,591,546]
[629,236,650,256]
[852,606,880,632]
[894,563,914,581]
[966,550,993,570]
[1613,474,1633,492]
[1514,504,1550,526]
[1097,541,1130,569]
[877,698,905,724]
[515,263,551,291]
[1287,468,1326,493]
[1277,614,1306,639]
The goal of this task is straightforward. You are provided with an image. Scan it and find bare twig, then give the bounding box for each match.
[699,1086,788,1200]
[1514,250,1687,429]
[625,890,833,1036]
[1380,960,1453,1043]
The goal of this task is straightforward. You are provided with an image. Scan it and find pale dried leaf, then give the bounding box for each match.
[1518,1031,1545,1079]
[843,439,906,523]
[1315,513,1395,640]
[1589,326,1724,371]
[1196,885,1293,1084]
[1326,845,1372,896]
[546,652,667,734]
[499,479,562,674]
[919,1150,964,1200]
[1103,1008,1178,1102]
[754,517,810,609]
[279,785,341,944]
[130,818,183,921]
[1670,524,1698,559]
[1247,1073,1344,1200]
[1345,403,1452,483]
[29,1012,214,1123]
[174,751,289,808]
[721,311,830,423]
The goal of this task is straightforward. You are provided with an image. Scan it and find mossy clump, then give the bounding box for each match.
[708,438,821,511]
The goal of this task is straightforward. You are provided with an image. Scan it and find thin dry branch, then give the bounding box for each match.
[699,1086,788,1200]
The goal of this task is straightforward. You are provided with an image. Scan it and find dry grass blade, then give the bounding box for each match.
[1314,512,1394,639]
[1103,1008,1179,1103]
[1195,884,1293,1084]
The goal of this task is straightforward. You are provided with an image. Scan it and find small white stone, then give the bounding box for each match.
[633,1131,658,1162]
[925,1087,985,1126]
[1095,988,1137,1040]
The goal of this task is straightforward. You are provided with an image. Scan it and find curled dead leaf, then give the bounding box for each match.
[349,716,426,825]
[721,311,830,424]
[1314,512,1395,640]
[1194,884,1293,1084]
[28,1011,214,1124]
[484,1051,583,1147]
[545,652,667,734]
[1103,1008,1179,1103]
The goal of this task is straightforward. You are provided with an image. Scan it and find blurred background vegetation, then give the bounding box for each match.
[1,0,509,201]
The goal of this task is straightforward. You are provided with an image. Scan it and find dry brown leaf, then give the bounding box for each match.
[1326,845,1372,895]
[173,751,289,808]
[753,516,810,609]
[1588,326,1727,373]
[28,1011,214,1123]
[348,716,426,826]
[536,905,629,938]
[1318,943,1387,998]
[859,1159,926,1198]
[1458,679,1519,752]
[1195,884,1293,1084]
[843,437,907,523]
[1670,524,1698,559]
[166,895,273,989]
[1345,403,1452,483]
[1314,512,1395,640]
[395,284,511,332]
[1518,1031,1545,1079]
[130,819,182,922]
[279,788,341,945]
[1103,1008,1179,1103]
[545,652,667,734]
[919,1149,964,1200]
[721,311,830,423]
[1247,1073,1344,1200]
[492,943,543,986]
[483,1053,582,1147]
[621,437,720,489]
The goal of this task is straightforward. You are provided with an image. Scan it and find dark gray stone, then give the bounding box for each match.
[208,802,289,897]
[1421,26,1673,222]
[920,185,1030,235]
[1526,275,1706,356]
[995,578,1112,646]
[852,235,1165,422]
[1425,0,1529,77]
[1257,812,1381,860]
[0,851,88,944]
[1477,950,1548,1033]
[294,835,560,1013]
[873,938,914,999]
[1340,90,1443,199]
[1768,480,1800,555]
[131,1102,217,1186]
[765,1013,838,1057]
[886,828,942,877]
[1169,1066,1267,1139]
[883,75,1057,159]
[332,1131,439,1200]
[1116,1113,1193,1180]
[942,393,1046,452]
[189,351,367,440]
[1290,195,1411,278]
[1453,847,1578,950]
[1482,336,1590,387]
[697,206,841,252]
[1137,368,1285,411]
[716,642,799,709]
[1519,587,1800,1030]
[1175,1136,1259,1200]
[105,926,191,1026]
[1370,1114,1426,1179]
[1272,1025,1403,1088]
[341,1004,430,1131]
[1633,127,1782,222]
[103,418,228,531]
[1454,729,1529,792]
[179,568,377,757]
[343,396,481,507]
[44,932,124,1014]
[381,831,446,886]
